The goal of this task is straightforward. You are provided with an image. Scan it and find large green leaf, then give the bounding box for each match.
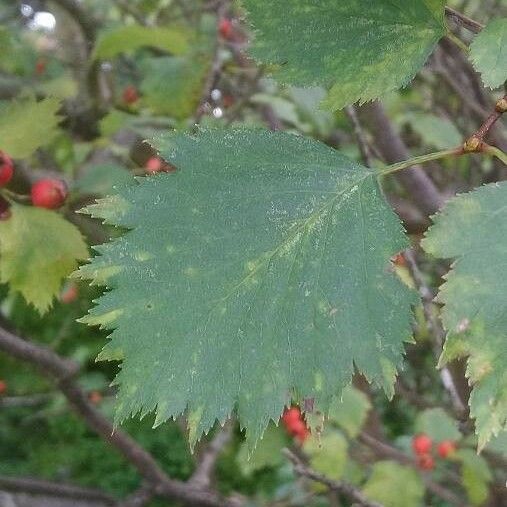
[0,97,61,159]
[78,129,416,446]
[414,408,461,442]
[0,204,88,314]
[470,18,507,89]
[243,0,446,110]
[422,182,507,449]
[93,25,190,60]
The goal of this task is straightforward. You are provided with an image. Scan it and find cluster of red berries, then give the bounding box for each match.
[281,406,310,443]
[0,150,68,217]
[0,380,7,396]
[412,433,456,470]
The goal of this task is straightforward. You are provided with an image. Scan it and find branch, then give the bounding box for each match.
[465,95,507,146]
[444,6,484,34]
[0,476,116,505]
[0,325,240,507]
[344,105,375,167]
[283,448,383,507]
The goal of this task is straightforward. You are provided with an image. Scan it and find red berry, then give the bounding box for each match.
[417,453,435,471]
[412,434,432,455]
[0,380,7,395]
[219,18,234,40]
[282,406,301,425]
[89,391,103,405]
[391,253,406,266]
[437,440,456,459]
[294,425,310,443]
[145,157,163,174]
[35,58,47,76]
[0,151,14,187]
[60,283,79,304]
[31,178,68,209]
[122,85,139,105]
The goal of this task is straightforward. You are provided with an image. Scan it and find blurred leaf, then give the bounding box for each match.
[141,56,209,119]
[94,24,190,59]
[405,113,462,150]
[75,164,133,196]
[328,385,371,438]
[237,422,287,475]
[456,449,492,506]
[304,431,348,482]
[0,204,88,314]
[364,461,424,507]
[470,18,507,88]
[99,110,135,137]
[0,97,61,158]
[40,76,78,100]
[243,0,446,110]
[414,408,461,442]
[423,182,507,449]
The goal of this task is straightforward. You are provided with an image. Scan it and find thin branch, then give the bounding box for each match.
[190,423,234,489]
[466,94,507,145]
[283,448,383,507]
[344,105,375,167]
[0,325,240,507]
[0,476,116,505]
[117,484,154,507]
[444,6,484,34]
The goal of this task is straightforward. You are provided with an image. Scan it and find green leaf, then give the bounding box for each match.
[328,385,371,438]
[422,182,507,449]
[236,422,287,475]
[414,408,461,442]
[363,461,424,507]
[78,128,416,447]
[404,113,462,150]
[470,18,507,88]
[456,449,492,506]
[304,431,348,481]
[0,204,88,314]
[140,56,209,120]
[74,164,133,196]
[93,25,190,60]
[243,0,446,110]
[0,97,61,159]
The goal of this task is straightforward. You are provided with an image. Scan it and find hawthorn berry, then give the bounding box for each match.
[145,157,163,174]
[60,283,79,304]
[31,178,68,209]
[412,434,432,455]
[122,85,139,105]
[35,58,47,76]
[88,391,103,405]
[0,151,14,187]
[219,18,234,40]
[417,453,435,471]
[437,440,456,459]
[282,406,301,425]
[0,380,6,395]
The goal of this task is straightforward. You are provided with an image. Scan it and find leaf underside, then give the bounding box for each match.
[242,0,446,111]
[422,182,507,449]
[78,129,416,447]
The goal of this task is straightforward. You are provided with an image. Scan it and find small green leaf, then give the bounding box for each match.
[93,25,190,60]
[404,113,462,150]
[0,97,61,159]
[470,18,507,88]
[328,385,371,438]
[414,408,461,442]
[140,56,209,119]
[243,0,446,110]
[363,461,424,507]
[0,204,88,314]
[456,449,492,506]
[78,128,416,447]
[304,431,348,481]
[422,182,507,449]
[75,164,133,196]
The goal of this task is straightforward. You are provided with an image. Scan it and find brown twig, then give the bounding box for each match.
[0,476,116,505]
[444,6,484,34]
[0,325,240,507]
[344,105,375,167]
[283,448,383,507]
